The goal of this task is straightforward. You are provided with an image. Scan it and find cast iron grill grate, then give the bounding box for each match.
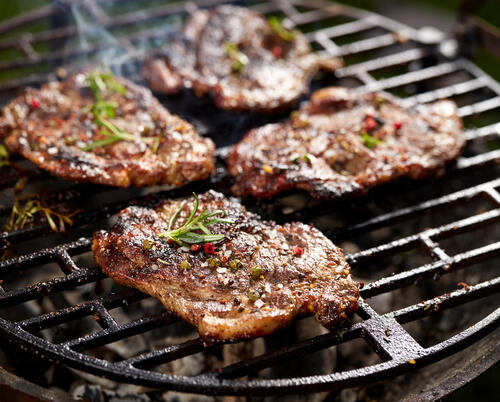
[0,0,499,396]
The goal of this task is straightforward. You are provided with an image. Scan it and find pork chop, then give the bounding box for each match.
[92,190,359,341]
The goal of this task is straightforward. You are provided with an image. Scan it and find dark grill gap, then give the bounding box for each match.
[0,0,498,398]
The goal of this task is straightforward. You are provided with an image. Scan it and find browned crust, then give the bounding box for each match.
[142,5,343,113]
[1,73,215,187]
[92,191,359,341]
[228,87,465,199]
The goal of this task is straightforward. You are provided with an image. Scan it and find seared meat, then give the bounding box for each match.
[0,72,215,187]
[228,87,465,199]
[142,5,342,113]
[93,191,359,341]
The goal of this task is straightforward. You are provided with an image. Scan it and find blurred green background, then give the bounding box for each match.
[0,0,498,400]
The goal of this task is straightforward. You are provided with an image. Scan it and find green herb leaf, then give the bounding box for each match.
[361,132,382,150]
[82,69,163,152]
[0,144,9,168]
[158,193,234,247]
[224,42,249,72]
[268,16,297,41]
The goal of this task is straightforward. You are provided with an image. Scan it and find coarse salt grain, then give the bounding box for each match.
[264,284,271,293]
[224,250,232,257]
[254,299,265,308]
[277,284,284,289]
[217,267,227,274]
[180,247,190,253]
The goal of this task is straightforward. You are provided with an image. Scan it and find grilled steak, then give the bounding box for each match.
[228,87,465,199]
[93,190,359,341]
[142,5,342,113]
[0,71,215,187]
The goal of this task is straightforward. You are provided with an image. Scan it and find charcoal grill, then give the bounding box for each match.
[0,0,499,399]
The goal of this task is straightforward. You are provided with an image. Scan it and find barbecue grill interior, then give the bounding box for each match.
[0,0,499,400]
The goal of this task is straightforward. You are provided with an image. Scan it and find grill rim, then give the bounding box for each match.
[0,0,499,396]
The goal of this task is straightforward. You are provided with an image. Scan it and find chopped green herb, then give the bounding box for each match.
[361,132,382,149]
[0,144,9,168]
[291,153,315,163]
[82,69,160,152]
[142,239,153,250]
[158,192,234,247]
[268,16,297,41]
[229,259,242,271]
[224,42,249,72]
[206,257,221,268]
[180,260,191,270]
[250,265,263,278]
[248,288,260,301]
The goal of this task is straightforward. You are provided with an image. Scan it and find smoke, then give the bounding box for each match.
[66,0,184,78]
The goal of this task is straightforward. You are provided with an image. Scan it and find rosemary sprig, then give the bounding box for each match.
[83,116,154,151]
[82,69,160,152]
[268,16,297,41]
[0,143,9,168]
[5,195,82,232]
[360,132,382,150]
[224,42,249,72]
[159,193,234,247]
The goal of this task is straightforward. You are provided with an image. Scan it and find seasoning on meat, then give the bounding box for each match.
[92,191,359,341]
[228,87,465,199]
[142,5,343,113]
[0,70,215,187]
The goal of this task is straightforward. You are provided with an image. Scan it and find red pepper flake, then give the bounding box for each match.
[220,299,227,304]
[199,274,206,279]
[271,46,283,59]
[363,115,377,132]
[30,98,39,109]
[167,238,174,244]
[204,242,215,254]
[457,282,470,291]
[408,359,416,365]
[393,122,402,130]
[292,246,302,256]
[0,279,4,285]
[190,244,201,252]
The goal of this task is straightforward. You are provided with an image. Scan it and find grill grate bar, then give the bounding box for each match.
[348,208,500,263]
[359,61,460,92]
[335,33,398,57]
[458,96,500,118]
[0,269,105,309]
[66,312,176,352]
[335,47,429,78]
[390,276,500,324]
[210,324,362,379]
[125,338,211,369]
[305,17,376,41]
[360,241,500,298]
[401,77,489,106]
[16,289,143,332]
[465,123,500,140]
[332,178,500,239]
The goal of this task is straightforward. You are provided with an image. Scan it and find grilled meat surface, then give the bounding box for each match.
[0,72,215,187]
[93,191,359,340]
[228,87,465,199]
[142,5,342,113]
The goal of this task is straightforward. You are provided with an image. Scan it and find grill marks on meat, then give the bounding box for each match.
[0,73,215,187]
[228,87,465,199]
[93,191,359,341]
[142,5,342,113]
